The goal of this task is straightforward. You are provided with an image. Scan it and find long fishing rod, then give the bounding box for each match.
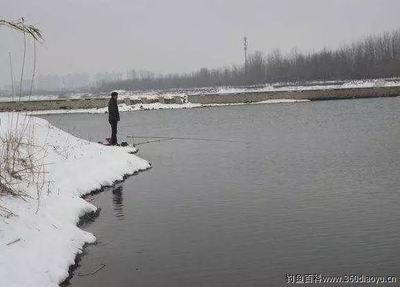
[127,135,245,144]
[133,138,174,146]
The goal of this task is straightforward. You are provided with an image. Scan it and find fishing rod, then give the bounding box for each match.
[127,135,246,145]
[132,138,174,146]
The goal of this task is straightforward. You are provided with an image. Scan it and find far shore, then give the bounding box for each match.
[0,85,399,113]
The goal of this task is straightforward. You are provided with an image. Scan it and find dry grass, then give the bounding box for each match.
[0,115,49,206]
[0,18,45,216]
[0,18,43,42]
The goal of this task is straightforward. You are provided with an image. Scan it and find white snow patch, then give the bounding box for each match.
[28,100,309,116]
[2,78,400,103]
[0,113,150,287]
[201,99,309,107]
[28,102,202,116]
[193,79,400,95]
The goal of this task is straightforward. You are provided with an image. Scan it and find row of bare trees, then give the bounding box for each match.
[98,29,400,91]
[262,30,400,82]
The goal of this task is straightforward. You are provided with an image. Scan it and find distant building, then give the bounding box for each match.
[37,73,90,91]
[62,73,90,90]
[2,80,35,97]
[94,72,123,87]
[0,88,8,97]
[36,74,62,91]
[2,85,13,96]
[20,79,34,95]
[127,69,137,80]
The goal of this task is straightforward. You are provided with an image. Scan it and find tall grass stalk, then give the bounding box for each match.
[0,18,45,216]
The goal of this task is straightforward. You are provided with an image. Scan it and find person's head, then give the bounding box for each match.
[111,91,118,99]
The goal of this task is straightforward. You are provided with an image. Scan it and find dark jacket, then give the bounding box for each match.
[108,97,120,122]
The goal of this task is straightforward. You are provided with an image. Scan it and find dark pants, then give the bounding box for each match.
[109,120,118,145]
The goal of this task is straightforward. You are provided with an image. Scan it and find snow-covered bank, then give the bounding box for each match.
[2,78,400,103]
[202,98,310,107]
[206,78,400,95]
[0,113,150,287]
[28,102,202,115]
[28,99,307,116]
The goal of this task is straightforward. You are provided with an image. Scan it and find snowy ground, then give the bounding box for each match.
[28,102,202,115]
[207,78,400,95]
[0,113,150,287]
[201,98,310,107]
[0,91,187,103]
[27,99,308,116]
[1,78,400,103]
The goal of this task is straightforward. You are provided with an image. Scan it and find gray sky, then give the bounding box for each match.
[2,0,400,86]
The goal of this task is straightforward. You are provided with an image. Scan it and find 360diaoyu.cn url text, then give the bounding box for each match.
[286,274,397,284]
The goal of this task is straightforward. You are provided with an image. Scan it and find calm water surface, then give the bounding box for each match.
[44,98,400,287]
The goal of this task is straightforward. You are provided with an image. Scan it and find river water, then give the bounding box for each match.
[43,98,400,287]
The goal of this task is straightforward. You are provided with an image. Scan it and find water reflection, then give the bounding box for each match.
[112,184,124,219]
[46,99,400,287]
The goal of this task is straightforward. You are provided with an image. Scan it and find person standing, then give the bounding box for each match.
[108,91,120,145]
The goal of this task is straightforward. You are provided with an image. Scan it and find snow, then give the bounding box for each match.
[28,102,202,116]
[4,78,393,115]
[206,79,400,95]
[0,91,187,103]
[1,78,400,103]
[202,99,309,107]
[0,93,95,103]
[27,100,309,116]
[0,113,150,287]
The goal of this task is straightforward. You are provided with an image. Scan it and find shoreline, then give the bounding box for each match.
[60,166,151,286]
[0,86,399,113]
[187,86,400,104]
[0,114,151,287]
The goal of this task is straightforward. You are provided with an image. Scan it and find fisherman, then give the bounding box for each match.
[108,91,120,145]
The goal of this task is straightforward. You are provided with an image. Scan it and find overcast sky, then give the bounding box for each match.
[2,0,400,86]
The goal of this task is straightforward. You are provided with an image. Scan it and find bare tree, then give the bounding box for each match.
[96,28,400,92]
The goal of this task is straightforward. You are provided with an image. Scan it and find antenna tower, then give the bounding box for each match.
[244,36,248,71]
